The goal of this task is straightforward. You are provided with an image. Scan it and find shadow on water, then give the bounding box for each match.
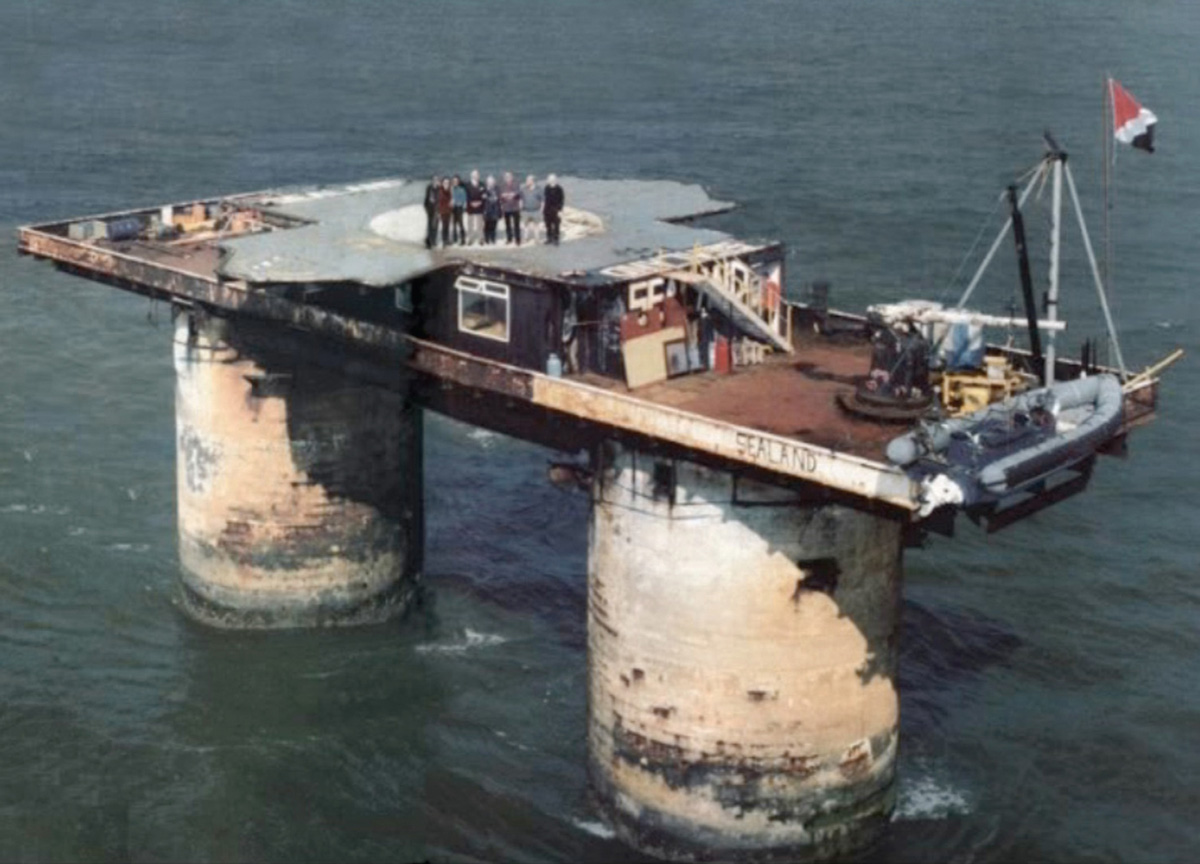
[432,568,590,652]
[423,412,592,649]
[898,599,1023,729]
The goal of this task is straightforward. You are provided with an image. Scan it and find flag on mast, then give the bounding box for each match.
[1110,79,1157,153]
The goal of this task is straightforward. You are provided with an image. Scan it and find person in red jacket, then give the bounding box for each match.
[436,177,453,248]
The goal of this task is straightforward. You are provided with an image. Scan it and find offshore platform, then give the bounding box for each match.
[16,151,1171,861]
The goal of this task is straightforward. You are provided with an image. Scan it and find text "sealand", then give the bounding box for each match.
[734,432,819,473]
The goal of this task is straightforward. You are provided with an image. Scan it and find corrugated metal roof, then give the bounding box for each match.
[217,177,738,286]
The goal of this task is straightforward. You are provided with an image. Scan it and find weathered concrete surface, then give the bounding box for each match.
[218,177,735,286]
[588,441,902,861]
[174,313,423,628]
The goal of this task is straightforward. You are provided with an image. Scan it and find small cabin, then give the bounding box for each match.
[409,242,790,389]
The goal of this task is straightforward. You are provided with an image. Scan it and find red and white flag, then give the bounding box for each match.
[1110,78,1157,153]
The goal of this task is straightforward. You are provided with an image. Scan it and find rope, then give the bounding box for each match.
[942,160,1045,306]
[938,191,1005,305]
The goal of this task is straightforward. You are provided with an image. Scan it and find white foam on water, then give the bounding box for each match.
[467,428,498,449]
[2,503,70,515]
[108,543,150,553]
[268,178,407,205]
[894,771,972,821]
[415,627,508,655]
[572,818,616,840]
[298,670,338,680]
[492,730,533,751]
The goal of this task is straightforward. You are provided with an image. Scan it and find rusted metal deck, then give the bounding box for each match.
[576,333,895,461]
[405,335,917,507]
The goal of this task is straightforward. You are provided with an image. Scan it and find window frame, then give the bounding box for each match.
[456,276,511,343]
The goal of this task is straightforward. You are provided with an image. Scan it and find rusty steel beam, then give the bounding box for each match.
[18,228,408,356]
[406,338,919,510]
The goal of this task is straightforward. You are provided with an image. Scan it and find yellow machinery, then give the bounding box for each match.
[938,354,1036,417]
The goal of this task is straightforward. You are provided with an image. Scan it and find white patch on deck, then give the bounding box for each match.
[368,205,428,245]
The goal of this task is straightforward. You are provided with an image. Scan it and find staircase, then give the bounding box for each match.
[665,251,791,353]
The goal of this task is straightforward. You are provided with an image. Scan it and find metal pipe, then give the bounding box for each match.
[934,311,1065,330]
[1046,158,1063,385]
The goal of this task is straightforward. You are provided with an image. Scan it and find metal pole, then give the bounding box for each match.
[957,162,1047,309]
[1104,76,1114,347]
[1064,162,1128,378]
[1046,157,1062,385]
[1007,184,1044,381]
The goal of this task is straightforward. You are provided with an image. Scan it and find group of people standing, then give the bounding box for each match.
[423,171,565,249]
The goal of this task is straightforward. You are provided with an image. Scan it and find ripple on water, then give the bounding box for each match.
[414,627,509,656]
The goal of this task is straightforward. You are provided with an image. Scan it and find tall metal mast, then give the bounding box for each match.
[1046,141,1064,386]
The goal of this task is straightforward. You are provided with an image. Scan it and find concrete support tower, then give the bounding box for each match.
[588,441,902,862]
[173,312,423,628]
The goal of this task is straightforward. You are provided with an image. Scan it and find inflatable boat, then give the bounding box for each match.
[888,374,1124,517]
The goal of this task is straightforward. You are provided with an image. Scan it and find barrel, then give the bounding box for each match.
[106,216,144,242]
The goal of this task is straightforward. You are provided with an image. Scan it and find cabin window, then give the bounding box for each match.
[456,277,510,342]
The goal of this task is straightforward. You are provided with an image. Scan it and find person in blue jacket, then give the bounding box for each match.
[450,175,467,245]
